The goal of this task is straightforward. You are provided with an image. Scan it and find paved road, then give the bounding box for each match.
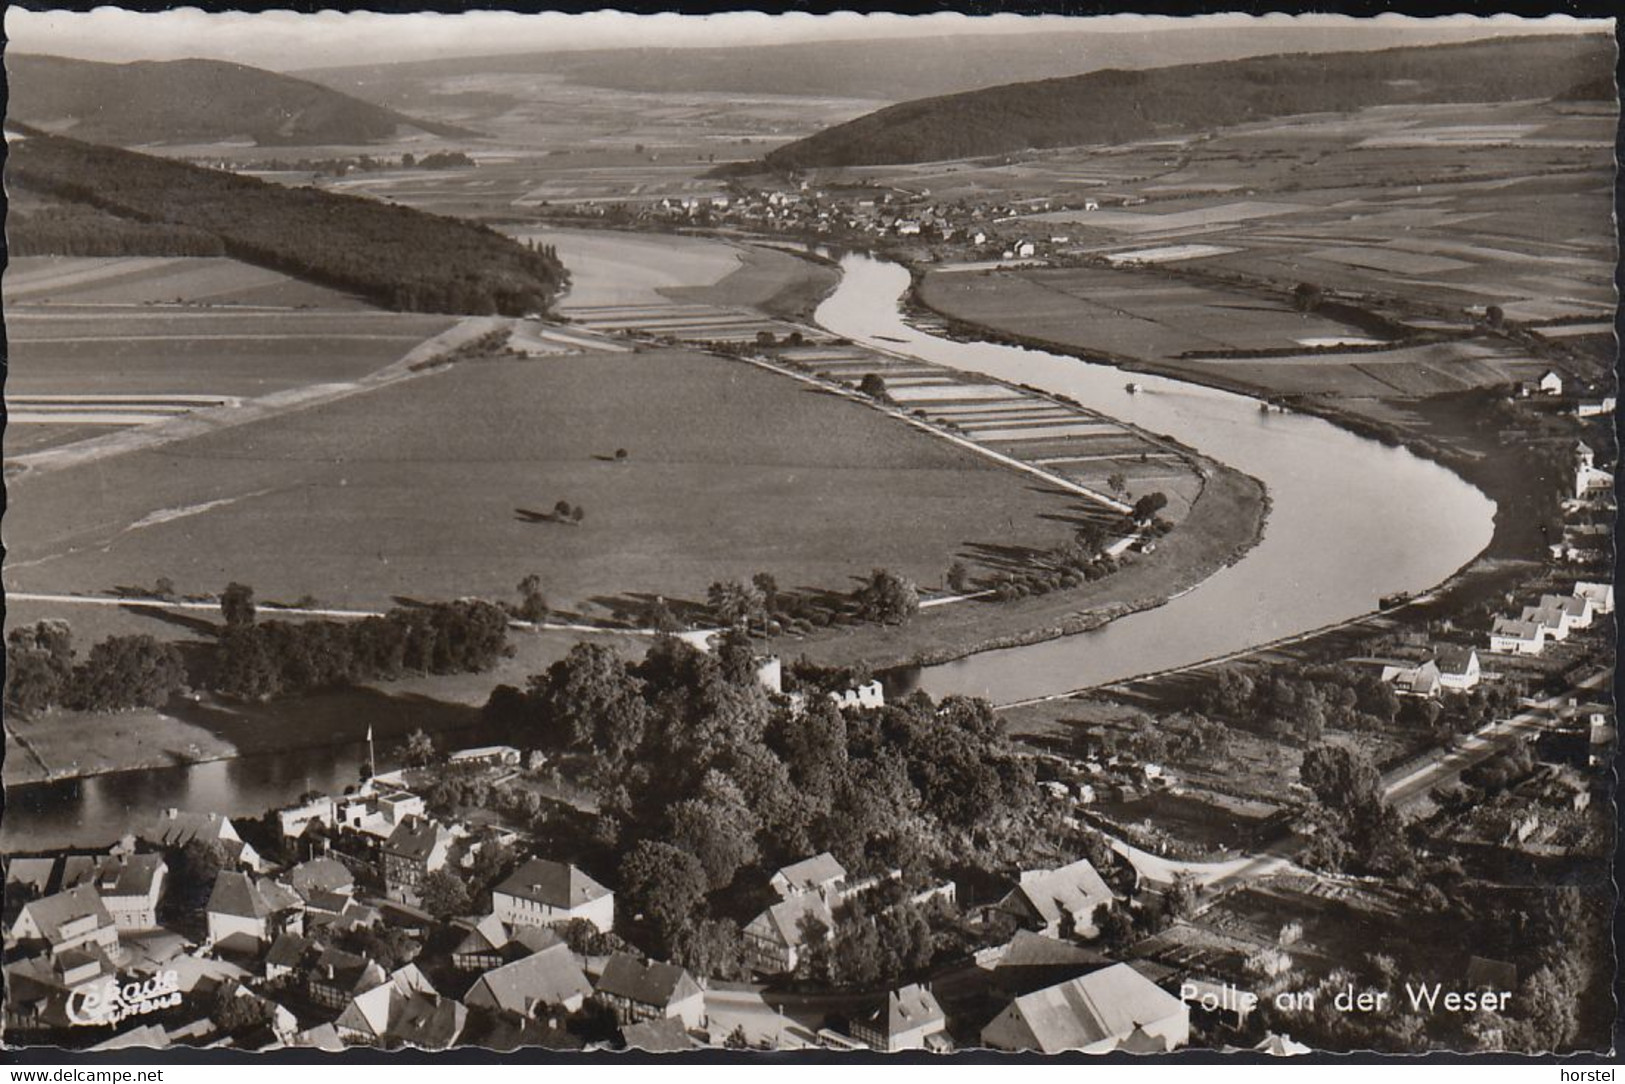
[1381,667,1609,808]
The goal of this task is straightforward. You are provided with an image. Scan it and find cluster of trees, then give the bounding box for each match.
[1202,663,1411,745]
[9,128,568,316]
[1296,743,1411,877]
[705,567,920,634]
[794,892,939,989]
[10,196,228,258]
[212,585,510,701]
[1084,711,1232,769]
[4,620,186,716]
[486,635,1062,969]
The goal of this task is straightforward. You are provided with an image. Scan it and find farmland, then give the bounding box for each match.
[5,345,1094,619]
[908,96,1614,408]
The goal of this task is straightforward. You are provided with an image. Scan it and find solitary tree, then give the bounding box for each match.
[553,500,573,520]
[402,728,438,767]
[1292,282,1324,313]
[946,560,972,594]
[221,582,257,629]
[420,869,472,920]
[858,373,888,399]
[614,448,629,462]
[855,568,920,625]
[516,574,548,623]
[1106,473,1128,498]
[1131,492,1169,523]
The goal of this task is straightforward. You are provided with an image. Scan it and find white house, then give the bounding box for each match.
[447,745,521,768]
[491,858,614,934]
[205,871,304,950]
[8,885,120,959]
[1538,369,1565,396]
[829,680,885,712]
[60,854,167,931]
[1433,645,1482,692]
[1574,581,1614,614]
[743,891,834,974]
[995,858,1116,940]
[1013,240,1037,259]
[1489,618,1546,656]
[1519,605,1570,641]
[1572,396,1616,418]
[851,984,949,1052]
[1540,594,1594,631]
[770,853,846,899]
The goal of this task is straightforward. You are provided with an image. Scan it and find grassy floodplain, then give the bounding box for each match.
[6,345,1094,620]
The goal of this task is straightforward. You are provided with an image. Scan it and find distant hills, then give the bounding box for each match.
[765,33,1617,169]
[6,54,478,146]
[299,23,1587,108]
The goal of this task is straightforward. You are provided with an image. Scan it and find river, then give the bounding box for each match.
[814,254,1497,704]
[2,248,1497,853]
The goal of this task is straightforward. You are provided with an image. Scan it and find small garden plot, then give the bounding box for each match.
[969,422,1124,443]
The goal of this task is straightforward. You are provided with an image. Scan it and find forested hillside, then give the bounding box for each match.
[766,33,1615,169]
[7,129,567,315]
[7,53,476,145]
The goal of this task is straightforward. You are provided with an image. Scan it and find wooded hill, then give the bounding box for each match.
[765,33,1616,169]
[8,129,568,316]
[7,53,477,146]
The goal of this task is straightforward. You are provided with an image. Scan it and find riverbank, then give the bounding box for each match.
[2,626,648,787]
[764,457,1267,674]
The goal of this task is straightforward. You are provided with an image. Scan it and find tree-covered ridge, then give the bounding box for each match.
[766,33,1616,169]
[7,53,478,146]
[7,129,568,316]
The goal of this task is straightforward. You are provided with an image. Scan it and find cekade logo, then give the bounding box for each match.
[66,970,183,1026]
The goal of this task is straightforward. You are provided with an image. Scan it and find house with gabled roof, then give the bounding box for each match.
[287,856,355,902]
[142,809,262,871]
[59,853,167,931]
[382,816,457,906]
[992,930,1112,997]
[980,963,1189,1053]
[850,983,949,1052]
[491,857,614,934]
[335,965,464,1050]
[1574,581,1614,614]
[204,871,303,952]
[1432,644,1481,692]
[451,914,562,971]
[1520,605,1571,642]
[1489,617,1546,656]
[464,941,593,1017]
[1380,659,1443,698]
[8,884,120,960]
[593,953,705,1028]
[308,945,389,1010]
[1540,594,1594,631]
[770,853,847,899]
[743,891,834,975]
[994,858,1116,940]
[264,931,321,987]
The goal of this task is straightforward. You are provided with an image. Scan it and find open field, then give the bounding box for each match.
[920,265,1363,360]
[764,461,1265,670]
[6,346,1092,618]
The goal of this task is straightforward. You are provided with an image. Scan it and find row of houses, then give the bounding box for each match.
[1488,581,1612,657]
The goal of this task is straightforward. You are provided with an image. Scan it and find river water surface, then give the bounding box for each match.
[816,254,1496,703]
[3,249,1497,852]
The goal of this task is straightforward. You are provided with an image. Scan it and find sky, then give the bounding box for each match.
[5,9,1610,72]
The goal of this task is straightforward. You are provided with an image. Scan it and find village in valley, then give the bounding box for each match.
[1,13,1618,1060]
